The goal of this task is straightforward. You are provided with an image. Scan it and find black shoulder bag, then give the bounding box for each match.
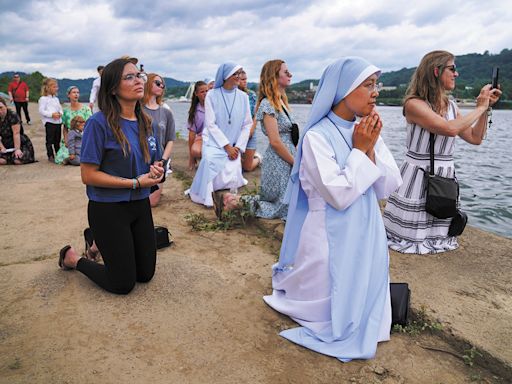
[282,106,299,147]
[424,133,467,235]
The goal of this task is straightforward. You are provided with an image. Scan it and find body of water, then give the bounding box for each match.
[167,101,512,239]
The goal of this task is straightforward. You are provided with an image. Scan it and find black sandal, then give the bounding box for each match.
[83,228,100,261]
[58,245,73,270]
[211,190,225,220]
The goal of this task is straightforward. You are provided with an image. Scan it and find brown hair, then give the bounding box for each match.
[98,57,153,162]
[255,59,289,115]
[403,50,455,115]
[188,81,207,125]
[41,78,58,96]
[143,73,165,106]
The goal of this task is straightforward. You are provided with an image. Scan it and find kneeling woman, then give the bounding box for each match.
[263,57,402,361]
[58,57,164,294]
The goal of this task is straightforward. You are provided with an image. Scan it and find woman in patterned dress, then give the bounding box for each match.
[62,86,92,145]
[383,50,501,254]
[253,59,296,219]
[0,97,35,165]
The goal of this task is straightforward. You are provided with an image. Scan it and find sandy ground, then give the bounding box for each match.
[0,103,510,384]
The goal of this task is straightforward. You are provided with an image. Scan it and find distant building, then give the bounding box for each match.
[309,82,317,91]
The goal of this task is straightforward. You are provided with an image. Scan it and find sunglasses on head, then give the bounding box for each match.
[154,80,165,89]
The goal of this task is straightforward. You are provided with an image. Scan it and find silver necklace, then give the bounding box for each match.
[220,88,236,124]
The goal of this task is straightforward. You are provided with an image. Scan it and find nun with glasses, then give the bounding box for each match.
[263,57,402,362]
[188,62,252,207]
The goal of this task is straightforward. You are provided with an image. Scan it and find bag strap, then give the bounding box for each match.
[429,133,435,176]
[281,104,293,124]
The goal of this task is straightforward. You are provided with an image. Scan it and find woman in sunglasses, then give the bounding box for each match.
[383,50,501,255]
[143,73,176,207]
[58,57,164,294]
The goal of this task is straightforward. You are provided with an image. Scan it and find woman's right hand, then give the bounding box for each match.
[476,85,492,111]
[224,144,239,160]
[353,112,381,154]
[137,172,163,188]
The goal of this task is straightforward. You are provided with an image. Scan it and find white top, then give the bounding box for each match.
[38,95,63,125]
[89,77,101,104]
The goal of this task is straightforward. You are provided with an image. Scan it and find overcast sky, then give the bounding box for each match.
[1,0,510,82]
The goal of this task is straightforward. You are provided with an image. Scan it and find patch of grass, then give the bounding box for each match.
[463,346,482,368]
[392,305,443,336]
[172,169,193,190]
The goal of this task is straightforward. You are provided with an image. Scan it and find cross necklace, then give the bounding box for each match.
[220,88,237,124]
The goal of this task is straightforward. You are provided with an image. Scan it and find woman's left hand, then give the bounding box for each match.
[13,149,23,159]
[149,162,165,180]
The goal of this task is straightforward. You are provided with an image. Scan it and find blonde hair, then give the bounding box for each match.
[256,59,289,114]
[41,78,58,96]
[403,50,455,115]
[143,73,164,106]
[70,115,85,131]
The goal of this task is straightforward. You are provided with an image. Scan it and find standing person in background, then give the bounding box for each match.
[188,62,252,207]
[8,73,31,125]
[143,73,176,207]
[89,65,104,113]
[383,50,501,254]
[58,57,164,295]
[263,57,402,362]
[38,78,63,162]
[62,86,92,144]
[187,80,207,170]
[239,70,261,171]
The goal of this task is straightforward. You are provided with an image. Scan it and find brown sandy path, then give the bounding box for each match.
[0,103,510,383]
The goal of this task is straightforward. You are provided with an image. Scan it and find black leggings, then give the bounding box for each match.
[76,199,156,294]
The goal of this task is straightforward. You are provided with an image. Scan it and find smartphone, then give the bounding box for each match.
[491,67,499,89]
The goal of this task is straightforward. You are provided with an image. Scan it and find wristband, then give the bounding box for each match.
[132,178,137,190]
[136,177,141,189]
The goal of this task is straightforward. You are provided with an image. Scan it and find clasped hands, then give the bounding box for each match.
[138,161,165,187]
[476,84,502,110]
[224,144,240,160]
[352,110,382,161]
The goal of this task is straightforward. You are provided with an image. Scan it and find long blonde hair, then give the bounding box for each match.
[403,50,454,115]
[255,59,289,114]
[41,78,58,96]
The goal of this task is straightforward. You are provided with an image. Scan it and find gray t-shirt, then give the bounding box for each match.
[143,105,176,154]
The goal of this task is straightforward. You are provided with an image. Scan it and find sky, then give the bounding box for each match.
[1,0,511,83]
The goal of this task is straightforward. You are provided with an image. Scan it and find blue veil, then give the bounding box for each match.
[213,62,242,88]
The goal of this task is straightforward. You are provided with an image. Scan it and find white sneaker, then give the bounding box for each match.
[254,152,262,166]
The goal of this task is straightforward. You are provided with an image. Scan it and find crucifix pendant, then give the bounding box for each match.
[228,119,231,124]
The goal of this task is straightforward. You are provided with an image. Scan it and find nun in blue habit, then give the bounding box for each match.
[188,62,253,206]
[263,57,402,362]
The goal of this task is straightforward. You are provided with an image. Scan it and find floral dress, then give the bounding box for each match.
[253,98,296,219]
[62,105,92,130]
[0,110,35,164]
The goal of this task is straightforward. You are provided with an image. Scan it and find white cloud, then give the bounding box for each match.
[0,0,510,81]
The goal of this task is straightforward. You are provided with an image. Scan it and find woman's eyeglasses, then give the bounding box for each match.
[122,72,148,83]
[154,80,166,89]
[363,82,382,92]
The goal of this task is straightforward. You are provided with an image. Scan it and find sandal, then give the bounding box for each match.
[83,228,100,261]
[58,245,73,270]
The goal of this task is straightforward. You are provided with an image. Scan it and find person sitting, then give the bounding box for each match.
[263,57,402,362]
[187,62,252,207]
[65,116,85,166]
[187,81,207,170]
[0,97,35,165]
[62,86,92,145]
[142,73,176,207]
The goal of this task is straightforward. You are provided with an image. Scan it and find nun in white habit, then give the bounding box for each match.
[188,62,252,206]
[263,57,402,362]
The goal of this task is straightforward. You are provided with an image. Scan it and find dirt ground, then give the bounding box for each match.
[0,103,510,384]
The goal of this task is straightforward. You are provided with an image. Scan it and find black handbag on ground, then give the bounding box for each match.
[424,133,459,219]
[390,283,410,327]
[282,106,299,147]
[448,210,468,237]
[155,226,172,249]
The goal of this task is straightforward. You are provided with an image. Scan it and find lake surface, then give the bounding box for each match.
[167,101,512,239]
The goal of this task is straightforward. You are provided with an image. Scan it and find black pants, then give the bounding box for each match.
[76,199,157,294]
[45,122,61,158]
[14,101,30,123]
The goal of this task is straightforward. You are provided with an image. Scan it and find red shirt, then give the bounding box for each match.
[7,81,29,102]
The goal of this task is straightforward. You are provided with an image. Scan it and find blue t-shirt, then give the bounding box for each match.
[81,112,161,202]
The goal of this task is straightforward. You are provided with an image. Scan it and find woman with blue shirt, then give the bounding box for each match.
[58,57,164,295]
